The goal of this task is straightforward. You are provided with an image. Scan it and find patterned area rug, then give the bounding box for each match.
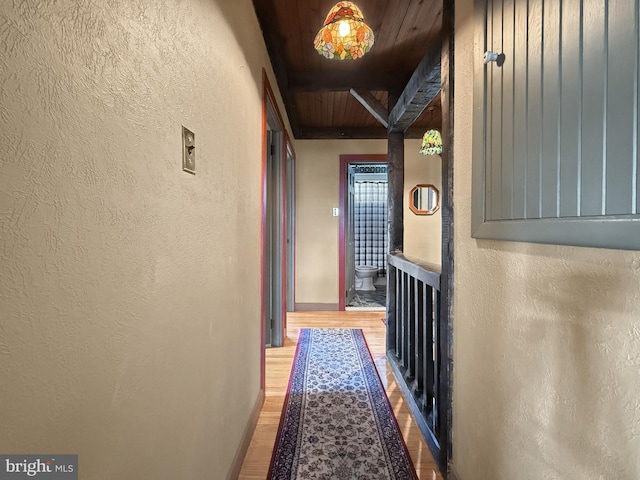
[268,328,417,480]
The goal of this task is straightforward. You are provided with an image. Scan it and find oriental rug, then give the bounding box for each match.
[268,328,417,480]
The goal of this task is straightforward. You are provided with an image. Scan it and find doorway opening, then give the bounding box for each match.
[261,71,294,377]
[264,126,283,348]
[349,164,388,309]
[338,154,387,311]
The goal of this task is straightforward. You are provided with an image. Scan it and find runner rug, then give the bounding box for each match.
[268,328,418,479]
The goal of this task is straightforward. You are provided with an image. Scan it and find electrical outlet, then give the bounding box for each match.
[332,208,339,216]
[182,126,195,174]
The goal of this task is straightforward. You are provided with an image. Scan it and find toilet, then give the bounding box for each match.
[355,265,378,291]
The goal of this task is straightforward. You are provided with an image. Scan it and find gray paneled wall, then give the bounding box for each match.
[473,0,640,249]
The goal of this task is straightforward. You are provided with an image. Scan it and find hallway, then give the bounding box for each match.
[238,311,443,479]
[3,1,640,478]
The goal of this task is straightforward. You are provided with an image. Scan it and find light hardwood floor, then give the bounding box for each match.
[238,311,444,480]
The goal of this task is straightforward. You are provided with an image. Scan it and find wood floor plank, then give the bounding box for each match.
[238,311,444,480]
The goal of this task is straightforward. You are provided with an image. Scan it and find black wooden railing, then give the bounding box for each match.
[386,253,444,466]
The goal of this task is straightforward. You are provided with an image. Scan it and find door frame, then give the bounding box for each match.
[264,128,283,348]
[261,71,291,387]
[338,154,387,310]
[285,141,296,313]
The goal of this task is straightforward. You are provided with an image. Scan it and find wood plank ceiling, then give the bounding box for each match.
[252,0,444,139]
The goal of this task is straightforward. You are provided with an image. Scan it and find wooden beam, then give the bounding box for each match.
[349,89,389,128]
[251,0,302,137]
[387,132,404,253]
[288,71,406,92]
[388,44,442,133]
[298,126,389,139]
[438,0,454,473]
[405,125,441,139]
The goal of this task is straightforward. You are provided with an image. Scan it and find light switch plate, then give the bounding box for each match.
[182,126,195,174]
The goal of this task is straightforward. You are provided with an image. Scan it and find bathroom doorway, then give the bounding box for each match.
[338,155,388,311]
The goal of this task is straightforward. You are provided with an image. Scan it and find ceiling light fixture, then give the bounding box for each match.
[419,130,443,156]
[313,2,374,60]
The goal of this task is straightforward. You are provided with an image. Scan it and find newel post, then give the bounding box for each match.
[386,117,404,352]
[387,132,404,254]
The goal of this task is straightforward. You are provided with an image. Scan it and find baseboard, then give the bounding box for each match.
[294,303,339,311]
[226,388,265,480]
[448,465,462,480]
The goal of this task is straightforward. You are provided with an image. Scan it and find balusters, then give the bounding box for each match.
[386,265,397,355]
[413,279,425,399]
[399,273,406,366]
[386,254,441,443]
[422,286,435,416]
[405,276,416,381]
[396,268,402,359]
[432,288,441,431]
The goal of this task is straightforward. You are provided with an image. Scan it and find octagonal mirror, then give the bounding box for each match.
[409,184,440,215]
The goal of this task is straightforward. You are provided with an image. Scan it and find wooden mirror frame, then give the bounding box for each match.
[409,184,440,215]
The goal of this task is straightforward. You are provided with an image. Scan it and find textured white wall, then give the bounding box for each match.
[0,1,283,478]
[453,1,640,479]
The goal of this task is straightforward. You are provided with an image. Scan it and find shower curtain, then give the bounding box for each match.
[354,180,388,273]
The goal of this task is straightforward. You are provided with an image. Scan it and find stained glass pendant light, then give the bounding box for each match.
[313,2,375,60]
[419,130,443,156]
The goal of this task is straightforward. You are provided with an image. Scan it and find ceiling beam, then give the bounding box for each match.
[288,71,406,92]
[251,0,302,137]
[298,127,389,139]
[405,125,440,139]
[349,89,389,128]
[388,44,442,133]
[296,126,435,140]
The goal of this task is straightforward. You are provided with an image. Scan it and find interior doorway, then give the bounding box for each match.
[264,125,283,348]
[261,72,294,376]
[338,154,387,311]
